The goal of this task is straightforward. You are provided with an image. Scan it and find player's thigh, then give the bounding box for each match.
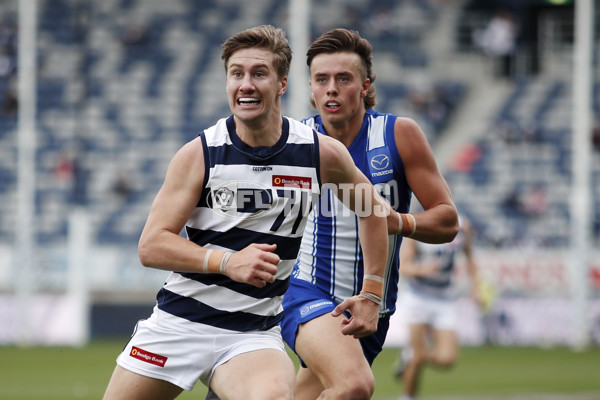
[295,312,372,388]
[103,365,183,400]
[432,328,458,365]
[408,323,431,357]
[210,349,296,400]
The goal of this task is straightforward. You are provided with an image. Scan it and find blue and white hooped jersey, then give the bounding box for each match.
[155,115,321,332]
[293,109,411,316]
[407,217,466,299]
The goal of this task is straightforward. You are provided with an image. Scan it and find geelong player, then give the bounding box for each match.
[395,214,482,400]
[102,25,388,400]
[280,28,459,399]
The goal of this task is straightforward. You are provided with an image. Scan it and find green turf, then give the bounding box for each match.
[0,340,598,399]
[372,345,600,398]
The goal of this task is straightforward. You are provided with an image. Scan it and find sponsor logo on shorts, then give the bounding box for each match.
[300,300,334,317]
[272,175,312,189]
[130,346,168,367]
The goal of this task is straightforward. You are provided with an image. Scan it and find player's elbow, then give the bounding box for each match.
[138,235,157,268]
[447,219,460,241]
[138,243,152,268]
[439,206,460,243]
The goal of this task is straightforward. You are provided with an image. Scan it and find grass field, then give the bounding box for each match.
[1,340,599,400]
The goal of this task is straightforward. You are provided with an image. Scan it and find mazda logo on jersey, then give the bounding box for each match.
[370,154,390,170]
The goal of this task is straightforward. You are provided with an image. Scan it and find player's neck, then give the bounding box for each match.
[322,111,365,148]
[234,115,282,147]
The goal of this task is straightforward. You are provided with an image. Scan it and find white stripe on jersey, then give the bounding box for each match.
[367,115,387,150]
[163,272,283,316]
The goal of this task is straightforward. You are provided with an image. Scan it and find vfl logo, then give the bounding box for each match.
[213,186,234,211]
[370,154,389,170]
[209,180,273,220]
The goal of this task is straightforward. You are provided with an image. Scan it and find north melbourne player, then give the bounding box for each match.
[280,28,458,400]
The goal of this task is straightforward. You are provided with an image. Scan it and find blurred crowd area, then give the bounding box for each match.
[0,0,598,253]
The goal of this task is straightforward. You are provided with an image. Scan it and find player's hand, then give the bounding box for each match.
[224,243,279,287]
[331,295,379,339]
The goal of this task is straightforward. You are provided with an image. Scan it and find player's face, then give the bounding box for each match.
[309,52,369,127]
[226,48,287,125]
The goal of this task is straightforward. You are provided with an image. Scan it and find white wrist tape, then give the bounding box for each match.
[203,249,213,273]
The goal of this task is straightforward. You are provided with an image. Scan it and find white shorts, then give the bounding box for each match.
[401,289,457,330]
[115,310,286,392]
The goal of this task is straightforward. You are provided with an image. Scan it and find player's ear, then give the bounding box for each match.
[278,76,288,96]
[361,78,370,97]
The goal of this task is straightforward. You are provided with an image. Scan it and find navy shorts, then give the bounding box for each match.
[281,278,390,366]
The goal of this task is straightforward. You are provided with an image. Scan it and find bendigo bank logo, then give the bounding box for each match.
[272,175,312,189]
[130,346,167,367]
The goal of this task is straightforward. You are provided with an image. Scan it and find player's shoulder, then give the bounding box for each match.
[172,136,204,165]
[286,116,319,143]
[392,116,429,147]
[317,131,346,153]
[201,117,230,145]
[393,116,423,134]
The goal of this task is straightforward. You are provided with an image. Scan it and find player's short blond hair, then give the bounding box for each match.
[221,25,292,80]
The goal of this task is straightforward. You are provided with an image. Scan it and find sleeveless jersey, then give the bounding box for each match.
[155,115,321,332]
[293,109,411,315]
[406,216,466,299]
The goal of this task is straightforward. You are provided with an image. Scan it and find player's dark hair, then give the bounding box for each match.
[307,28,376,109]
[221,25,292,79]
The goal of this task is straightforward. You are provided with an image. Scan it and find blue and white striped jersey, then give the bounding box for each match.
[292,109,412,316]
[155,115,321,332]
[406,216,466,299]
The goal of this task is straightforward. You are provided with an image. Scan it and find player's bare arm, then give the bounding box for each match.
[138,137,279,287]
[319,134,388,338]
[394,117,459,243]
[138,137,208,271]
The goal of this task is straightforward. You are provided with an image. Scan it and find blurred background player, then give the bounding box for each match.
[394,214,482,400]
[280,28,458,400]
[102,25,389,400]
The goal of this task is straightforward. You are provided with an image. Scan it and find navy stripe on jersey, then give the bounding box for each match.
[204,143,318,168]
[414,277,451,288]
[186,226,302,260]
[178,272,289,299]
[198,133,211,191]
[157,288,282,331]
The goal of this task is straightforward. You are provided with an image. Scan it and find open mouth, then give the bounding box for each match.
[238,97,261,105]
[325,101,340,110]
